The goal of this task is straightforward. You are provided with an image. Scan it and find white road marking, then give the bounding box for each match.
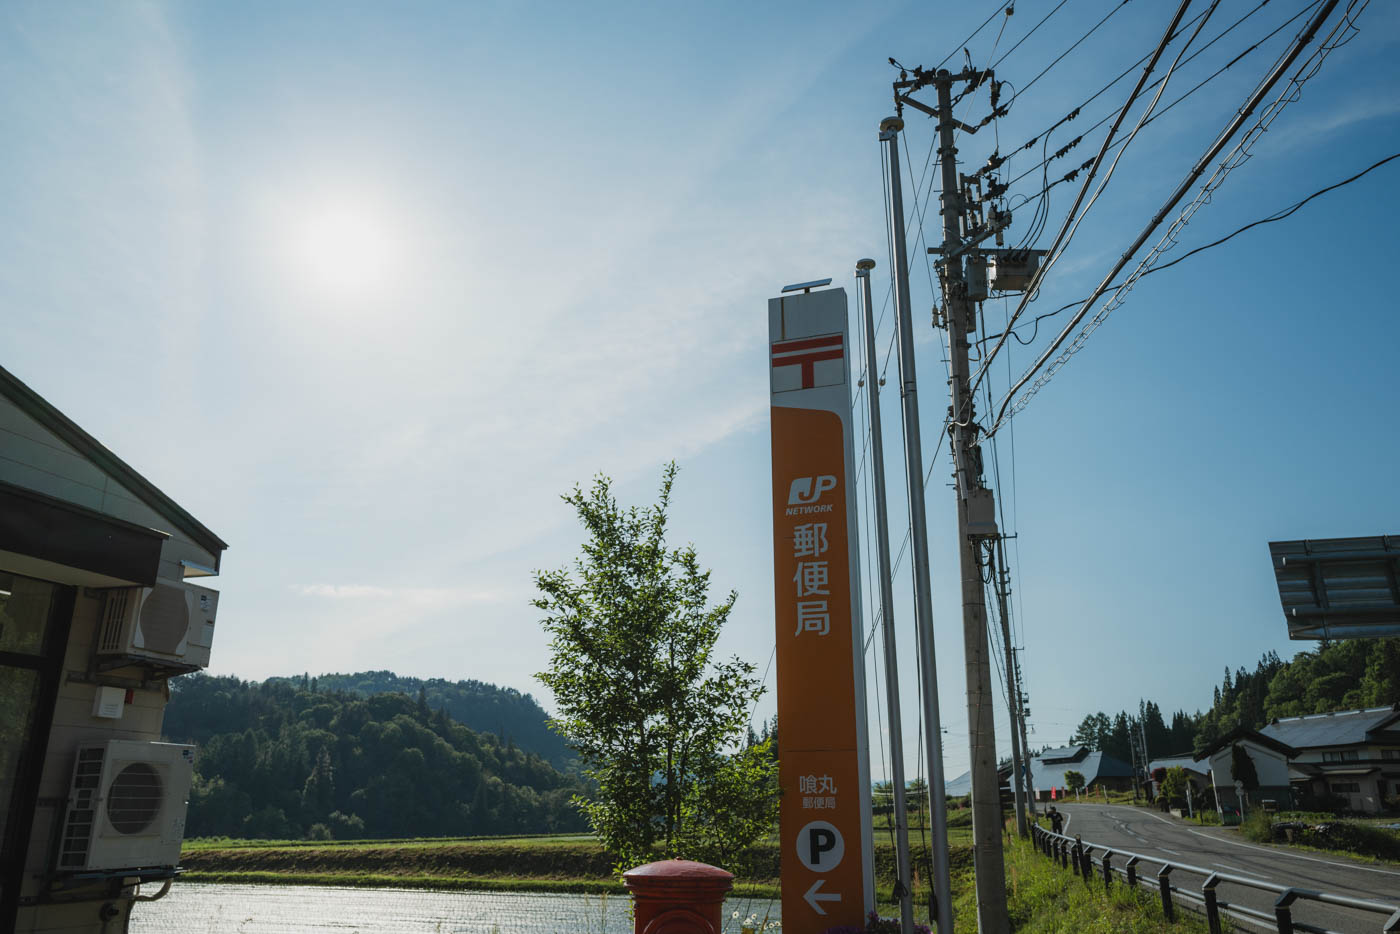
[1158,847,1181,856]
[1184,828,1400,878]
[1211,861,1260,878]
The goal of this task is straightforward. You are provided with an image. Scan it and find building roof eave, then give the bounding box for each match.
[0,363,227,565]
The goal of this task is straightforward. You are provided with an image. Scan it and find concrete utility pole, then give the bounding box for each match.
[855,258,916,934]
[879,116,955,934]
[989,539,1026,837]
[1015,653,1036,819]
[930,70,1010,934]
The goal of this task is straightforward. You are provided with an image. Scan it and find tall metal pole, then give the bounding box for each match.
[931,72,1010,934]
[879,115,954,934]
[989,540,1027,838]
[856,258,915,934]
[1014,650,1036,819]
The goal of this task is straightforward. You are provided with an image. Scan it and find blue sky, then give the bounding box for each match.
[2,1,1397,783]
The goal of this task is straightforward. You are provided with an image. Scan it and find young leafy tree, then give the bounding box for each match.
[1064,770,1086,795]
[1159,766,1188,806]
[534,464,775,873]
[1230,743,1260,791]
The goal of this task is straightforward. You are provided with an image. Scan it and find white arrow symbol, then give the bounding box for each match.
[804,879,842,915]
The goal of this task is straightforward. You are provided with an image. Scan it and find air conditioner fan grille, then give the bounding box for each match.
[107,762,163,834]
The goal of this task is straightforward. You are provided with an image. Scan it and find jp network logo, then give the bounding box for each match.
[786,475,838,516]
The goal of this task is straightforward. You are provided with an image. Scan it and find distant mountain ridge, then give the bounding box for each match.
[267,670,575,770]
[164,674,586,839]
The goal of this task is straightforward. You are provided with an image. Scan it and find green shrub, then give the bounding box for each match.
[1242,809,1273,843]
[1299,821,1400,860]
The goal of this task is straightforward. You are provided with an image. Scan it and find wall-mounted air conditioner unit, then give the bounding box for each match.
[55,740,195,873]
[97,580,218,673]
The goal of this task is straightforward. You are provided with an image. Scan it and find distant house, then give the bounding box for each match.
[1194,728,1297,812]
[943,762,1013,800]
[1148,756,1209,798]
[1260,705,1400,813]
[1029,745,1135,800]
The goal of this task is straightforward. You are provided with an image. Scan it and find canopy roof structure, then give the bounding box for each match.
[1269,536,1400,640]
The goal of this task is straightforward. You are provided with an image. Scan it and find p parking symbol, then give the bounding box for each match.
[795,820,844,872]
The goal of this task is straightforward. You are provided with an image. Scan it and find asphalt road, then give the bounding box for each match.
[1050,804,1400,933]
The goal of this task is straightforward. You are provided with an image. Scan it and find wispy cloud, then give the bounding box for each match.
[297,584,503,607]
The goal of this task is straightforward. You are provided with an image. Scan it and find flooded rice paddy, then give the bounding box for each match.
[129,882,782,933]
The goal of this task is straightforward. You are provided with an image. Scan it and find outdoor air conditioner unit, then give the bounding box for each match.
[97,581,218,673]
[55,740,195,873]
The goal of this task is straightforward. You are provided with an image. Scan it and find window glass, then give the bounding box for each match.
[0,573,55,656]
[0,667,41,844]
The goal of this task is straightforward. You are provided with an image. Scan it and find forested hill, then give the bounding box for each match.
[1066,637,1400,762]
[267,670,573,770]
[163,675,587,840]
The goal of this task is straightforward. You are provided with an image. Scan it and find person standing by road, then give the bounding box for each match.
[1048,806,1064,835]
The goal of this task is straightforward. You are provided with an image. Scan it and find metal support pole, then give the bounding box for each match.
[856,259,916,934]
[929,70,1009,934]
[880,115,954,934]
[1158,866,1175,921]
[990,540,1027,837]
[1125,856,1139,889]
[1102,851,1113,890]
[1080,844,1093,883]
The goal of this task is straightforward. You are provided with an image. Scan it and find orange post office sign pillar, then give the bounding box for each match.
[768,287,874,932]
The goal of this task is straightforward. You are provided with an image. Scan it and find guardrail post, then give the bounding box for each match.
[1158,865,1175,921]
[1124,855,1139,889]
[1059,839,1069,869]
[1080,844,1094,883]
[1274,889,1299,934]
[1102,850,1113,891]
[1384,907,1400,933]
[1203,873,1222,934]
[1073,836,1083,877]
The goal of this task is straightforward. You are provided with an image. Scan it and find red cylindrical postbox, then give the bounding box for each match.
[623,859,735,934]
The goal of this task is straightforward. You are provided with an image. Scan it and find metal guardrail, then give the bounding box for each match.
[1029,823,1400,934]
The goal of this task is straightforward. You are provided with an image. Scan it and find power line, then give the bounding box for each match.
[1002,0,1325,194]
[1006,0,1136,106]
[992,0,1072,70]
[965,0,1200,422]
[929,2,1012,71]
[988,0,1355,435]
[980,147,1398,347]
[997,0,1288,186]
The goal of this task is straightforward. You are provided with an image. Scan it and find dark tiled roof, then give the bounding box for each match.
[1030,750,1133,790]
[1260,706,1400,749]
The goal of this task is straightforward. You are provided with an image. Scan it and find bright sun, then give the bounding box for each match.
[286,201,403,302]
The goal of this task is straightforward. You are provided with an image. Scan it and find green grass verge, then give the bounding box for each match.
[986,834,1214,934]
